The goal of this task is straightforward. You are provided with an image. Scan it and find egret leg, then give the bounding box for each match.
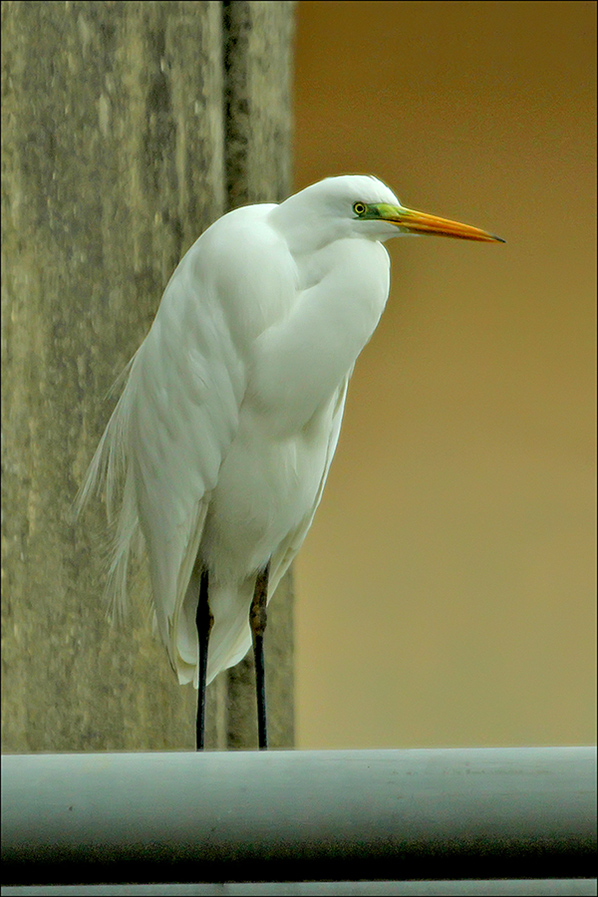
[250,562,270,750]
[196,569,213,751]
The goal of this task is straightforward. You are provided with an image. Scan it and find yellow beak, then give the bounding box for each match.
[382,205,504,243]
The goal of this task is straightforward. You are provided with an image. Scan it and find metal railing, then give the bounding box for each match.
[2,747,596,887]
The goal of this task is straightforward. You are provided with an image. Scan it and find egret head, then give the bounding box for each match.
[272,174,504,251]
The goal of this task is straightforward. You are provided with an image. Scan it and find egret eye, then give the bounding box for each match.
[353,202,367,217]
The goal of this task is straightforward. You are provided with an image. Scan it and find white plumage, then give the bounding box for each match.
[79,175,500,688]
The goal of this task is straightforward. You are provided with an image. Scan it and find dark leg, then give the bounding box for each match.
[196,569,213,751]
[250,562,270,750]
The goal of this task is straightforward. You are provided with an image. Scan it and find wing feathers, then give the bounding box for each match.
[77,261,245,659]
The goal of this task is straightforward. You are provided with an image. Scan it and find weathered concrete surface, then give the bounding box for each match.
[1,0,295,752]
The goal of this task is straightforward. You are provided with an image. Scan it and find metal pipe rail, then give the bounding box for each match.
[2,747,596,886]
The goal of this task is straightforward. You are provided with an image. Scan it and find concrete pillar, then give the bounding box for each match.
[1,0,295,752]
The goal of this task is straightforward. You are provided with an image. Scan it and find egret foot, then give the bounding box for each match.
[195,569,213,751]
[250,563,270,750]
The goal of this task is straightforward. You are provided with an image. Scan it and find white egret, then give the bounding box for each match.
[78,175,503,749]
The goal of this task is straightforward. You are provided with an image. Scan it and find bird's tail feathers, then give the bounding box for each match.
[103,471,144,622]
[163,501,209,685]
[75,372,142,622]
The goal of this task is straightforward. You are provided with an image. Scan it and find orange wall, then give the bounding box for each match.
[292,1,596,748]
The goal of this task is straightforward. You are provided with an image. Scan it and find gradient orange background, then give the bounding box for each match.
[292,1,596,749]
